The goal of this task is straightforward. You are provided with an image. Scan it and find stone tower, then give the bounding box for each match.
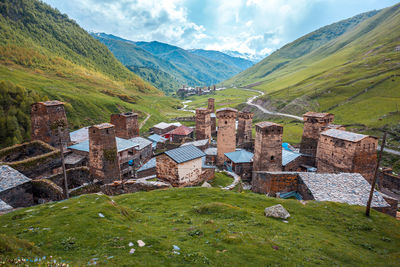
[89,123,121,184]
[253,122,283,172]
[195,108,211,142]
[110,112,139,139]
[216,108,238,166]
[31,100,71,148]
[300,112,334,165]
[208,98,217,136]
[237,111,253,146]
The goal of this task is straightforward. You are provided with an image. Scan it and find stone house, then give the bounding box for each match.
[152,122,182,135]
[316,129,378,182]
[204,147,217,165]
[0,165,33,208]
[156,145,206,187]
[180,139,209,151]
[164,125,194,143]
[224,150,253,181]
[147,134,168,150]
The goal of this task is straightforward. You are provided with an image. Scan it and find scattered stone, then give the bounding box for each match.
[98,213,105,218]
[137,240,145,247]
[129,248,135,254]
[201,182,212,188]
[61,206,68,209]
[264,204,290,219]
[283,220,289,223]
[128,242,133,247]
[173,245,180,251]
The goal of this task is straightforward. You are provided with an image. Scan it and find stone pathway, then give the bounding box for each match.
[221,171,241,190]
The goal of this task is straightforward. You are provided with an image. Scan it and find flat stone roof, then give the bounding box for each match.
[0,165,31,193]
[321,129,369,142]
[92,123,114,129]
[39,100,64,106]
[256,121,282,128]
[303,112,332,118]
[298,173,388,208]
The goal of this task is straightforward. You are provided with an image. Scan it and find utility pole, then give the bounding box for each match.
[366,131,387,217]
[58,126,69,199]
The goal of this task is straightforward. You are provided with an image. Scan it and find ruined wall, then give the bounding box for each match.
[299,112,334,165]
[47,166,92,189]
[137,166,156,178]
[0,182,33,208]
[101,179,171,196]
[200,167,215,181]
[31,101,70,148]
[156,154,179,184]
[216,108,237,166]
[31,179,64,202]
[195,108,211,142]
[110,112,139,139]
[252,172,298,196]
[237,111,253,146]
[232,162,253,182]
[374,195,398,217]
[378,169,400,192]
[253,122,283,173]
[69,182,102,197]
[89,123,121,184]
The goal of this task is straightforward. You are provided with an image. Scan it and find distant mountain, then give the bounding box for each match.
[223,50,266,63]
[188,49,254,71]
[222,6,400,130]
[93,33,253,93]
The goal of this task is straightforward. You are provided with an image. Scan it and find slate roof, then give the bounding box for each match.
[0,165,31,193]
[181,139,209,147]
[225,150,254,163]
[282,149,302,166]
[68,137,151,153]
[298,173,388,208]
[321,129,369,142]
[64,153,86,165]
[147,134,167,143]
[0,199,12,211]
[303,112,331,118]
[137,157,156,172]
[165,145,206,164]
[70,127,89,143]
[168,125,193,136]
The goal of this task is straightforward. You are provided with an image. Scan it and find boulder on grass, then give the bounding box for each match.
[202,182,212,188]
[264,204,290,219]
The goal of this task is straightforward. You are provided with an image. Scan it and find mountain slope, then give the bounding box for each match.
[0,188,399,265]
[188,49,254,70]
[223,5,400,129]
[0,0,182,148]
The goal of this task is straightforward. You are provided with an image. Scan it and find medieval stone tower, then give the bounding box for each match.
[110,112,139,139]
[89,123,121,184]
[195,108,211,142]
[237,111,253,146]
[208,98,217,136]
[31,100,71,148]
[253,122,283,172]
[216,108,238,166]
[299,112,334,165]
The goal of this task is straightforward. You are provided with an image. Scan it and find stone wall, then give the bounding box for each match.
[31,179,64,202]
[232,162,253,182]
[177,157,203,186]
[378,169,400,192]
[137,166,156,178]
[216,108,237,166]
[89,123,121,184]
[252,172,298,196]
[195,108,211,142]
[0,182,33,208]
[253,122,282,172]
[200,168,215,182]
[47,167,92,189]
[374,195,398,217]
[283,155,306,172]
[31,101,70,148]
[69,182,102,197]
[156,154,179,184]
[101,179,171,196]
[110,112,139,139]
[237,111,253,146]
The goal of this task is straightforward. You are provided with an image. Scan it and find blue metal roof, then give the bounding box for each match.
[224,150,254,163]
[147,134,167,143]
[165,144,206,164]
[68,139,90,152]
[137,157,156,172]
[282,149,302,166]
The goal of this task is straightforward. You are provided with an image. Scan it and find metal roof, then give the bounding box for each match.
[153,122,182,129]
[282,149,302,166]
[165,145,206,164]
[181,139,209,147]
[321,129,369,142]
[69,127,89,143]
[137,157,156,172]
[225,150,254,163]
[147,134,167,143]
[298,173,388,208]
[68,137,151,153]
[0,165,31,193]
[205,147,217,156]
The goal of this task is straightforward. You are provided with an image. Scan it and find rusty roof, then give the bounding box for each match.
[321,129,370,142]
[168,125,193,136]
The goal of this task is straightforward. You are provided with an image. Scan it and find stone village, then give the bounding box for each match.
[0,98,399,218]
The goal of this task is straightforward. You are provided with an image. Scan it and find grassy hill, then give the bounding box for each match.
[222,6,400,131]
[0,188,399,266]
[188,49,254,71]
[0,0,184,148]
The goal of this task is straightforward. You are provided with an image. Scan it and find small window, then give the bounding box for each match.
[270,156,275,160]
[225,120,227,124]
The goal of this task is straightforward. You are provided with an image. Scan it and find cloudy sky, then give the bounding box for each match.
[43,0,398,57]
